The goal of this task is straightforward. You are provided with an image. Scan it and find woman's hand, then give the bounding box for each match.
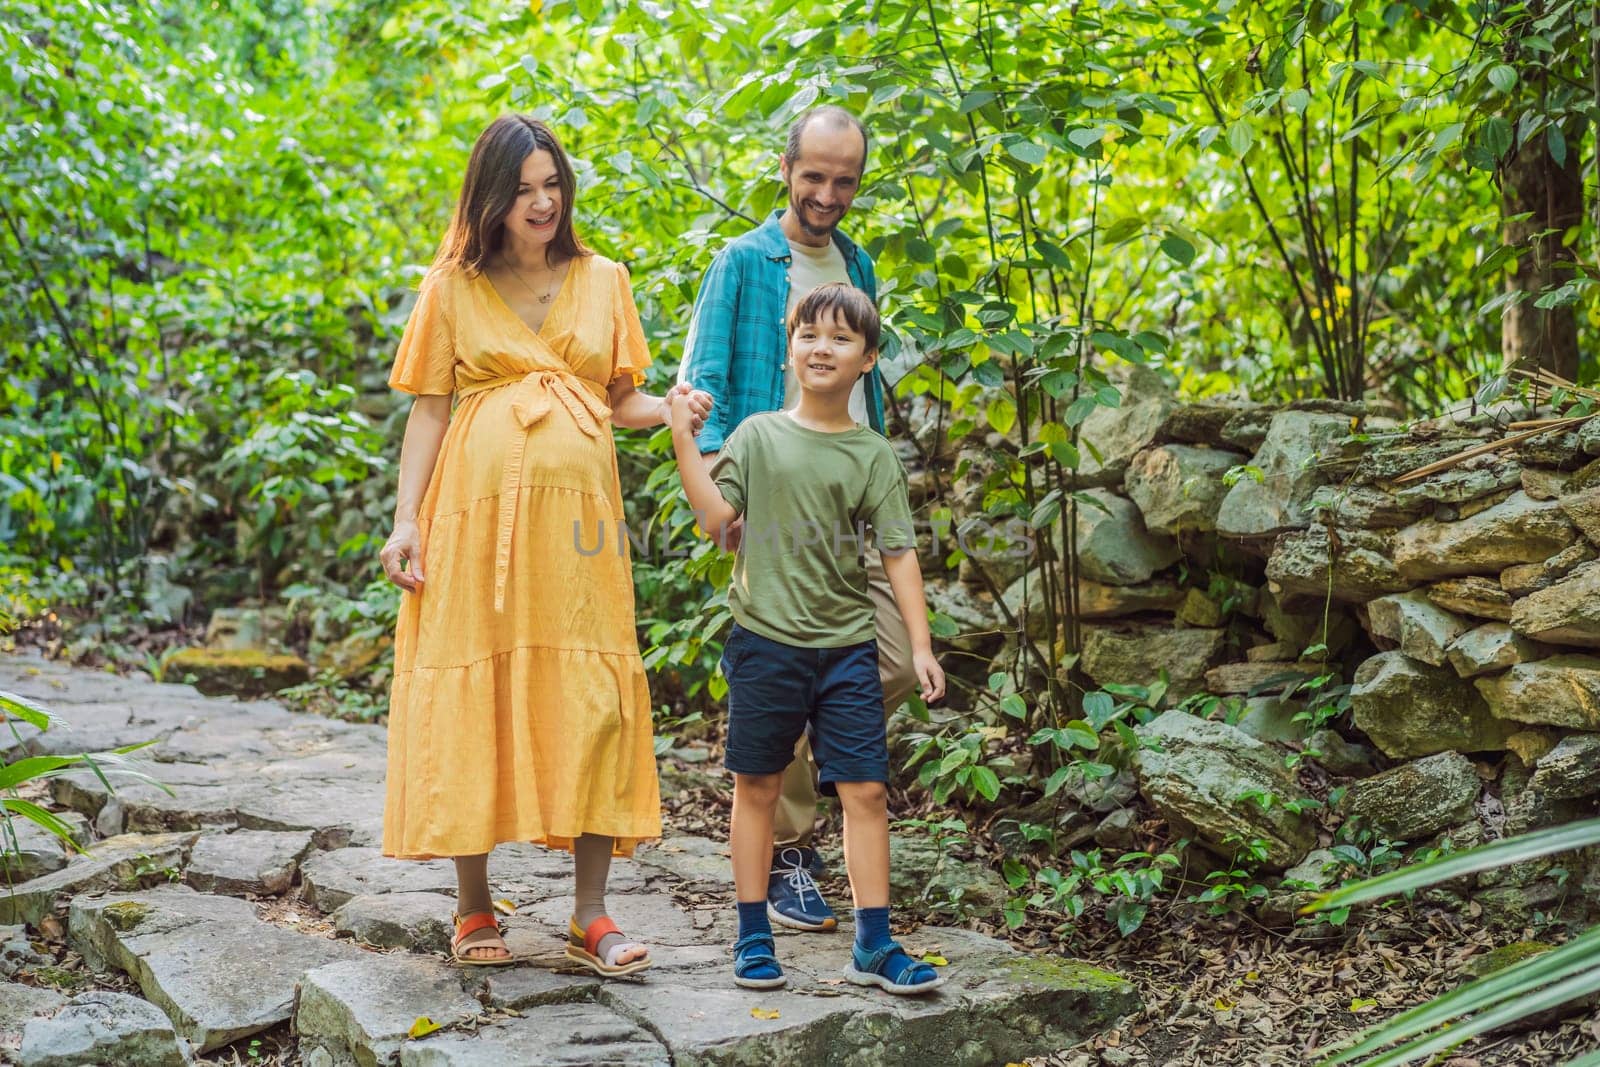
[380,521,425,592]
[662,384,713,434]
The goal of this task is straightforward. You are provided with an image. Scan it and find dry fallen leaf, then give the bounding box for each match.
[492,899,517,915]
[749,1007,780,1020]
[920,954,949,967]
[1348,998,1378,1014]
[407,1016,441,1039]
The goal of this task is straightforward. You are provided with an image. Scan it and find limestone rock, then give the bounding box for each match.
[1344,753,1481,841]
[1560,486,1600,545]
[0,813,89,884]
[1081,625,1225,700]
[0,982,68,1046]
[1266,526,1413,603]
[924,580,1004,651]
[1528,734,1600,800]
[1476,656,1600,729]
[1516,431,1585,470]
[1307,730,1383,777]
[1426,578,1515,622]
[1392,492,1578,580]
[330,892,456,954]
[1523,469,1571,500]
[295,955,482,1067]
[1093,809,1141,850]
[1258,589,1358,653]
[1351,652,1513,758]
[1176,588,1225,628]
[1392,461,1525,508]
[299,849,458,913]
[1156,403,1251,445]
[631,835,734,889]
[1219,408,1274,452]
[1,924,51,978]
[1216,412,1352,538]
[1072,578,1185,620]
[1132,712,1315,870]
[203,607,286,652]
[158,648,309,697]
[887,835,1009,912]
[1512,562,1600,647]
[1281,849,1342,890]
[1204,663,1316,696]
[1074,489,1180,585]
[1366,591,1471,667]
[18,991,186,1067]
[1077,365,1176,487]
[1307,484,1424,529]
[1123,445,1241,534]
[1446,624,1543,678]
[185,829,315,897]
[67,884,367,1052]
[0,832,198,927]
[1351,438,1484,485]
[1233,696,1307,744]
[596,926,1138,1066]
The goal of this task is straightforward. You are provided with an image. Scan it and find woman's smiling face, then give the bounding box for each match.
[501,149,563,253]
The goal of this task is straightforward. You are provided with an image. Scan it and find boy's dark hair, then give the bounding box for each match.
[787,283,881,355]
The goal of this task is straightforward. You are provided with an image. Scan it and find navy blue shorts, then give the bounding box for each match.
[720,624,887,792]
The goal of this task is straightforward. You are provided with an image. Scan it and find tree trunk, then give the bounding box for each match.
[1500,127,1583,381]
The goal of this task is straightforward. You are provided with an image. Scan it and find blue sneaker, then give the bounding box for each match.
[766,846,837,931]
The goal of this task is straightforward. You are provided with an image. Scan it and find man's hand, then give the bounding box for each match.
[912,648,945,703]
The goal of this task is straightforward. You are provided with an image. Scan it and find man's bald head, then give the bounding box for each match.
[783,106,868,176]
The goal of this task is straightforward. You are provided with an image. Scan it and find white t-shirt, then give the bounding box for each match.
[784,239,869,425]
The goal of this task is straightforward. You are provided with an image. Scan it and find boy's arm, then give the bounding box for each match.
[670,394,740,540]
[677,249,739,453]
[880,550,946,703]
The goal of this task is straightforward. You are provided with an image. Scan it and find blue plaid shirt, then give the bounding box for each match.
[677,210,886,453]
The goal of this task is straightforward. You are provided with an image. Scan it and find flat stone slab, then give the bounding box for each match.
[0,981,69,1051]
[332,892,457,953]
[296,955,482,1067]
[301,849,457,912]
[1,812,90,883]
[68,883,368,1052]
[186,829,315,896]
[18,990,187,1067]
[399,1003,669,1066]
[595,926,1138,1066]
[632,836,734,888]
[1,832,198,927]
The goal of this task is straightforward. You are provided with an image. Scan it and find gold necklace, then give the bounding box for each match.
[503,256,559,305]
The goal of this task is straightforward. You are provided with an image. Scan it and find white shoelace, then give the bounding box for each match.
[770,848,823,908]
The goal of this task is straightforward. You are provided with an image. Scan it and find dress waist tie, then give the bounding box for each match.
[456,371,613,612]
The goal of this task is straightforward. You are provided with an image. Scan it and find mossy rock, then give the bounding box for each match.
[159,647,310,696]
[1462,940,1555,980]
[101,899,152,932]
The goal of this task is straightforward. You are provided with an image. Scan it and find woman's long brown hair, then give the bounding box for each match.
[431,115,590,275]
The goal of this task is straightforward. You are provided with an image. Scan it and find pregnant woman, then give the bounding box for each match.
[377,115,708,971]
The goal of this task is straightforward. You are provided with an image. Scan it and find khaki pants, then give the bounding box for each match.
[772,549,919,847]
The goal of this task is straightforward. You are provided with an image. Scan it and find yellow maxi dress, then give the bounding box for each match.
[381,253,661,860]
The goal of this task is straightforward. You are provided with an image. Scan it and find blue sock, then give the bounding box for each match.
[854,906,891,952]
[737,900,771,941]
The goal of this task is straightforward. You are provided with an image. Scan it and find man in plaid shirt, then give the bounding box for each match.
[677,105,918,934]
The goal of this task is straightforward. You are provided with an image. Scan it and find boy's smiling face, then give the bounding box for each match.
[791,308,877,397]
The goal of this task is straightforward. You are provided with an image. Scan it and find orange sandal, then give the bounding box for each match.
[565,916,651,977]
[451,911,516,967]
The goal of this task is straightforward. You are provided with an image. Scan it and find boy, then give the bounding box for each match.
[669,283,946,995]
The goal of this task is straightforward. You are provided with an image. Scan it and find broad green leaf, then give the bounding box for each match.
[1159,234,1195,267]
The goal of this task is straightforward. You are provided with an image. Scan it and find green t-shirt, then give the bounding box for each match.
[711,412,915,647]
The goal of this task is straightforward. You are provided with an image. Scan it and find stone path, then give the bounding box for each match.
[1,652,1137,1065]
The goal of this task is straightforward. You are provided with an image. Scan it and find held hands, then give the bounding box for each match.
[663,384,713,435]
[912,648,946,703]
[380,521,424,592]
